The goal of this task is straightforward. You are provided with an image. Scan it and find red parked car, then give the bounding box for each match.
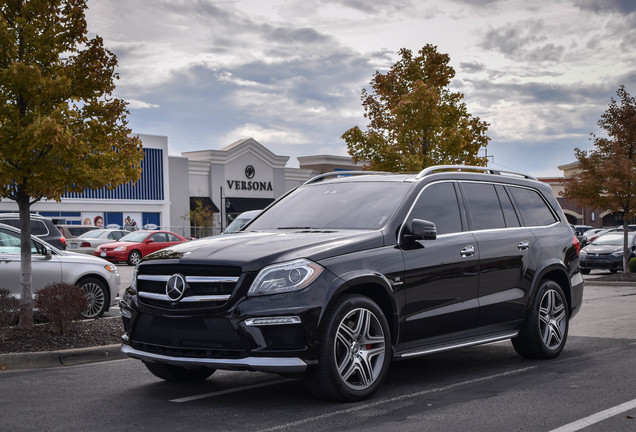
[94,230,188,265]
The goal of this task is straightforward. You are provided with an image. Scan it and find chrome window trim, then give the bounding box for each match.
[398,179,563,245]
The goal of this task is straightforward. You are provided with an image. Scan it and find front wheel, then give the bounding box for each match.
[304,295,391,401]
[512,280,569,359]
[143,362,215,382]
[128,250,142,266]
[79,277,108,319]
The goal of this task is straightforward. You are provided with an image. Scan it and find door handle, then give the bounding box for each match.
[460,245,475,257]
[518,240,530,251]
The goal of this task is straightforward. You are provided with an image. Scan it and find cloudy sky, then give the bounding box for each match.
[85,0,636,177]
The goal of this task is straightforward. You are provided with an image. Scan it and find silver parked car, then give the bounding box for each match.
[66,228,129,255]
[0,223,120,319]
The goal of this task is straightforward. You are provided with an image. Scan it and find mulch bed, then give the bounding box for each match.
[0,316,123,354]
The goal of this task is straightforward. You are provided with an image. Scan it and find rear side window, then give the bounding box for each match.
[0,219,48,235]
[508,186,558,227]
[461,183,506,230]
[411,182,462,235]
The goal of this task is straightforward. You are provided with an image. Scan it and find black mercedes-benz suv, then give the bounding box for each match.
[120,166,584,401]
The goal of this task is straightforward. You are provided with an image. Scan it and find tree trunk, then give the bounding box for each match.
[17,195,34,329]
[623,218,630,273]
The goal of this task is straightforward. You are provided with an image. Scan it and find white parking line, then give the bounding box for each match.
[170,379,294,403]
[255,366,537,432]
[548,398,636,432]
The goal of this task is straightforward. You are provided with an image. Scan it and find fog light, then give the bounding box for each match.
[244,316,301,326]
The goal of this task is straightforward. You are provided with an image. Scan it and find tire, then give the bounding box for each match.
[610,269,618,274]
[79,277,109,319]
[581,269,590,275]
[143,362,215,382]
[304,295,391,401]
[128,250,142,266]
[512,280,569,359]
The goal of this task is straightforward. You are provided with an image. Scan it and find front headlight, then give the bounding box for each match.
[612,250,624,257]
[580,250,587,259]
[104,264,118,274]
[248,258,324,297]
[114,246,128,252]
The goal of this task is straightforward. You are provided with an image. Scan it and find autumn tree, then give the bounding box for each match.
[564,85,636,271]
[342,44,490,172]
[0,0,143,328]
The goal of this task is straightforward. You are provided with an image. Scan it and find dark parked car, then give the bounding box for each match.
[120,166,584,401]
[0,213,66,249]
[580,232,636,274]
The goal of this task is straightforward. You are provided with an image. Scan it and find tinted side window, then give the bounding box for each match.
[30,221,48,236]
[508,186,558,227]
[411,182,462,235]
[495,185,521,228]
[462,183,506,230]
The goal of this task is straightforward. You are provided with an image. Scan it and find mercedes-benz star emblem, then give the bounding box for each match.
[166,274,187,302]
[245,165,255,179]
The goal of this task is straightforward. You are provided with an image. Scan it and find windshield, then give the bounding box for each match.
[119,231,150,242]
[592,233,634,246]
[247,181,411,231]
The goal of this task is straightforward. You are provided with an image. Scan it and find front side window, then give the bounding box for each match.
[410,182,462,235]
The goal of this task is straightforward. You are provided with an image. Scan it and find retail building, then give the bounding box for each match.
[0,135,362,236]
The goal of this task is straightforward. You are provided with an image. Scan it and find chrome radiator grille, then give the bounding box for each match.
[136,265,242,309]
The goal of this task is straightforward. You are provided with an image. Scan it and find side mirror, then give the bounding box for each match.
[402,219,437,243]
[145,239,154,244]
[42,246,52,259]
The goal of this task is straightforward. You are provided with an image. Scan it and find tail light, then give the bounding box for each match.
[81,242,91,248]
[61,236,67,247]
[573,236,580,256]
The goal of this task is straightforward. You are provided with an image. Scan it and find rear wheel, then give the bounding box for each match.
[143,362,215,382]
[304,295,391,401]
[79,277,108,319]
[512,280,569,359]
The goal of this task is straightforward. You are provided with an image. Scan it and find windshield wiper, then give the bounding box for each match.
[277,226,313,230]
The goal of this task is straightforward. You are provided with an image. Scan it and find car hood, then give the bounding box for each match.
[583,244,623,254]
[56,250,115,265]
[141,230,385,272]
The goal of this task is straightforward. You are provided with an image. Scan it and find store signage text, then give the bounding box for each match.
[226,180,273,191]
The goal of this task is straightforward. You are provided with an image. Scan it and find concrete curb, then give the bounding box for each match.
[0,344,125,371]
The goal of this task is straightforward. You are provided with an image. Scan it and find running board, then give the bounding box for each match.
[396,332,519,359]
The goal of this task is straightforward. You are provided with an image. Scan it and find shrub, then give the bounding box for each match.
[0,289,19,342]
[35,283,88,334]
[629,257,636,273]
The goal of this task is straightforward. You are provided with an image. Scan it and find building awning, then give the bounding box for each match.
[190,197,220,213]
[225,197,274,213]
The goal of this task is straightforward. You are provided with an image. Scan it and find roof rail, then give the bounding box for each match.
[303,171,390,185]
[415,165,537,180]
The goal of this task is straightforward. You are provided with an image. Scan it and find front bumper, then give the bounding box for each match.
[121,341,307,373]
[119,269,340,374]
[580,255,623,271]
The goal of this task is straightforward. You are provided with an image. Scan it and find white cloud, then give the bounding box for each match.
[85,0,636,176]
